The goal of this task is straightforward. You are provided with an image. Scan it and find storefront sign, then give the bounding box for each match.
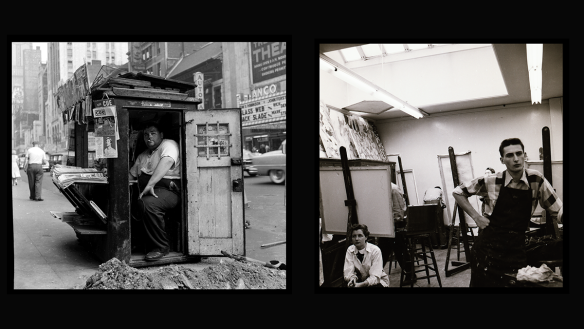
[194,72,204,109]
[251,84,277,98]
[240,93,286,126]
[250,42,286,83]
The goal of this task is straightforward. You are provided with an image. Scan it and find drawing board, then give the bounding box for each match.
[397,169,419,205]
[320,166,395,238]
[437,151,479,226]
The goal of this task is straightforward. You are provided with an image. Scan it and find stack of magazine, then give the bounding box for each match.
[52,165,108,189]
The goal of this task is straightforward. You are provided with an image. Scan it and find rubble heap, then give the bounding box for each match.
[84,258,286,290]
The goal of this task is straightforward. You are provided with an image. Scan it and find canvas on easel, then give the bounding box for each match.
[437,150,480,226]
[320,165,395,238]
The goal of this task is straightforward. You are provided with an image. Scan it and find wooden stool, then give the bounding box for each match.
[400,233,442,287]
[397,204,443,288]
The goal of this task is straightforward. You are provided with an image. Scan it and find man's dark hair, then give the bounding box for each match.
[499,138,524,157]
[143,121,163,134]
[32,141,38,146]
[350,223,370,238]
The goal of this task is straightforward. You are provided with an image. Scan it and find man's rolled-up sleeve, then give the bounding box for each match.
[452,176,487,198]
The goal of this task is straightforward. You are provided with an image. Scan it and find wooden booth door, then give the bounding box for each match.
[185,109,244,256]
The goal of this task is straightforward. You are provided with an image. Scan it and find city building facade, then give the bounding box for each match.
[159,42,287,152]
[44,42,129,153]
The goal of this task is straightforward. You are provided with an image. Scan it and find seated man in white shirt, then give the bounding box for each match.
[129,122,181,261]
[344,224,390,288]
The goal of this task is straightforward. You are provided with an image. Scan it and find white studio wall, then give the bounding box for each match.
[376,100,563,224]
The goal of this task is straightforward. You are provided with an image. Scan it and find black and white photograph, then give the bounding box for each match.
[10,41,286,290]
[319,43,564,288]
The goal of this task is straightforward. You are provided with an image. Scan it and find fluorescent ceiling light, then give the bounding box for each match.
[526,44,543,104]
[340,47,361,61]
[320,54,424,119]
[374,91,423,119]
[333,69,377,94]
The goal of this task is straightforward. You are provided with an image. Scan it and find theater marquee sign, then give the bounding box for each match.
[238,91,286,127]
[250,42,286,84]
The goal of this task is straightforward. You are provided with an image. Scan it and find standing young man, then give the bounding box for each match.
[23,141,46,201]
[452,138,563,287]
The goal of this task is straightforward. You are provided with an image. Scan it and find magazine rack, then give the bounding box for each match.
[51,72,245,267]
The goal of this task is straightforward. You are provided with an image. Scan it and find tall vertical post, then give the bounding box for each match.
[448,146,471,258]
[340,146,358,247]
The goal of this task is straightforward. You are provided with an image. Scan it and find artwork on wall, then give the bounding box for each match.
[319,100,388,162]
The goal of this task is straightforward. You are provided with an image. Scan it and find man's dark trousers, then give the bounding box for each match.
[26,164,43,200]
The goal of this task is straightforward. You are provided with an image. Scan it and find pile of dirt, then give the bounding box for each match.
[84,258,286,290]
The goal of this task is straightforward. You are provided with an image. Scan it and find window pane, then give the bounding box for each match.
[382,44,406,54]
[407,44,430,51]
[340,47,361,61]
[361,44,382,57]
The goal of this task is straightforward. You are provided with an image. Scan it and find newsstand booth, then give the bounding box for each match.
[51,72,244,267]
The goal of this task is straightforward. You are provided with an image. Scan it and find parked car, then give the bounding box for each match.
[251,141,286,184]
[42,154,50,172]
[243,149,258,176]
[48,153,63,172]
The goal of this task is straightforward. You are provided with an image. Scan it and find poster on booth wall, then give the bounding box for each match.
[93,99,119,159]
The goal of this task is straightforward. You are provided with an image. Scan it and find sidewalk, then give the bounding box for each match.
[11,172,221,289]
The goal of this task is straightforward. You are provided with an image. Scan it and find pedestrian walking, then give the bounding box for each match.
[11,150,21,186]
[23,141,46,201]
[265,144,270,152]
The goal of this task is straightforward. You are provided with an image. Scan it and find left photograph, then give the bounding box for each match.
[11,41,286,290]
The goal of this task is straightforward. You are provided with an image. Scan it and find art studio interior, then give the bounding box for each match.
[319,43,564,288]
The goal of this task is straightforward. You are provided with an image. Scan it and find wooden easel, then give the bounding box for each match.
[340,146,359,247]
[443,146,473,277]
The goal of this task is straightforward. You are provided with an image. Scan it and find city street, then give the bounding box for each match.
[12,169,286,289]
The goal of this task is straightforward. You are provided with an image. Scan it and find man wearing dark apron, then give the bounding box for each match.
[452,138,562,287]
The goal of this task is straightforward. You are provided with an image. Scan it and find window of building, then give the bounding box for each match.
[87,42,90,48]
[106,43,109,50]
[157,42,161,55]
[87,50,91,58]
[67,49,72,57]
[92,51,96,57]
[92,42,96,48]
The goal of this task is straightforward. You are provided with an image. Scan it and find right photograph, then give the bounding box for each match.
[318,43,564,288]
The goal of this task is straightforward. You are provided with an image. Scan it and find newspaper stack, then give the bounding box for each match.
[52,165,108,189]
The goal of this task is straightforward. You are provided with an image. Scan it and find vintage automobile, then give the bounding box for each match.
[48,153,63,172]
[42,154,50,172]
[243,149,258,176]
[251,140,286,184]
